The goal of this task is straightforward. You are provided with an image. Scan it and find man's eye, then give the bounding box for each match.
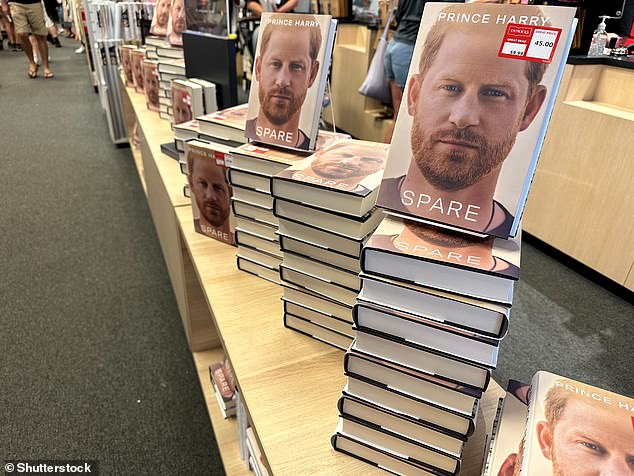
[270,61,282,69]
[482,88,507,98]
[580,441,605,454]
[290,63,305,72]
[442,84,461,93]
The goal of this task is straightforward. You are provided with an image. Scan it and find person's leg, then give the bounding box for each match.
[34,34,51,75]
[29,33,38,62]
[9,3,36,71]
[383,40,414,143]
[26,2,52,75]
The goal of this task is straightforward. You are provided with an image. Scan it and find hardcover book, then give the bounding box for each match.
[280,264,358,307]
[361,214,520,304]
[235,229,281,258]
[189,78,218,114]
[358,272,510,338]
[482,380,529,476]
[150,0,172,36]
[229,142,309,177]
[245,13,337,151]
[131,48,146,93]
[142,59,161,112]
[343,375,475,439]
[344,349,481,420]
[157,58,186,75]
[337,394,465,459]
[236,256,281,285]
[120,44,136,87]
[352,330,491,391]
[284,313,352,351]
[185,139,235,244]
[274,198,385,241]
[335,415,460,475]
[166,0,187,46]
[271,139,390,217]
[279,235,360,273]
[171,79,204,125]
[376,3,577,239]
[331,431,439,476]
[520,371,634,476]
[353,301,500,369]
[284,300,354,338]
[198,103,249,143]
[282,284,352,323]
[278,218,369,258]
[185,0,231,37]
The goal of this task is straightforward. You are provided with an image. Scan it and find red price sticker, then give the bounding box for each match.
[498,23,562,63]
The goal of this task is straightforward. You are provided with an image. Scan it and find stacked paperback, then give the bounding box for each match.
[271,139,389,350]
[332,3,577,474]
[209,359,237,418]
[484,371,633,476]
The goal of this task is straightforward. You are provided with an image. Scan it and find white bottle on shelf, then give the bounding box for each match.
[587,16,609,56]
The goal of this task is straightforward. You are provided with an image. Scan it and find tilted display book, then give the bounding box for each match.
[271,139,390,217]
[245,13,337,151]
[519,371,634,476]
[171,79,204,125]
[361,214,520,304]
[185,139,235,244]
[131,48,146,93]
[376,3,577,239]
[482,380,529,476]
[142,59,161,112]
[120,44,136,87]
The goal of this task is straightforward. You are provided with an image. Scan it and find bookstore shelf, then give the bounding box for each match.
[123,84,504,476]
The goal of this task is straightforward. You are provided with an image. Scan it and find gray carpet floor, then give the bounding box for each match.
[0,43,224,474]
[0,36,632,476]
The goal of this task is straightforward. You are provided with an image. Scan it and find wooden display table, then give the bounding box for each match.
[120,81,504,475]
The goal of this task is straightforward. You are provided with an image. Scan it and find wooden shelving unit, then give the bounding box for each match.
[122,83,504,475]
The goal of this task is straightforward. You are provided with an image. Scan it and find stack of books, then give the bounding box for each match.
[484,371,633,476]
[270,139,389,350]
[330,2,578,473]
[197,103,250,146]
[209,359,237,419]
[229,142,311,285]
[245,427,270,476]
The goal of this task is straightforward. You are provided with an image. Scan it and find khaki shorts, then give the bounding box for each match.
[9,2,47,36]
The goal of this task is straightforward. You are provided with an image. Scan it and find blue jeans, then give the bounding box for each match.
[384,39,415,88]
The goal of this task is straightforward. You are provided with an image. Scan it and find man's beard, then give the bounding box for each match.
[406,221,492,249]
[312,161,364,179]
[259,84,303,126]
[200,199,228,228]
[410,119,518,192]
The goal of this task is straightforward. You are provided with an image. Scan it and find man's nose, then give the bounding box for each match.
[448,91,480,129]
[274,68,292,88]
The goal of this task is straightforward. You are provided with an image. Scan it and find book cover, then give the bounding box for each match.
[376,3,577,238]
[272,139,389,217]
[198,103,249,141]
[185,0,230,37]
[483,380,529,476]
[120,45,136,87]
[131,48,146,93]
[166,0,187,46]
[143,59,161,112]
[245,13,337,151]
[150,0,172,36]
[362,214,520,297]
[171,79,204,125]
[185,140,236,244]
[520,371,634,476]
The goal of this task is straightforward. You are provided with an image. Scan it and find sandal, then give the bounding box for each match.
[28,67,38,79]
[44,71,54,79]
